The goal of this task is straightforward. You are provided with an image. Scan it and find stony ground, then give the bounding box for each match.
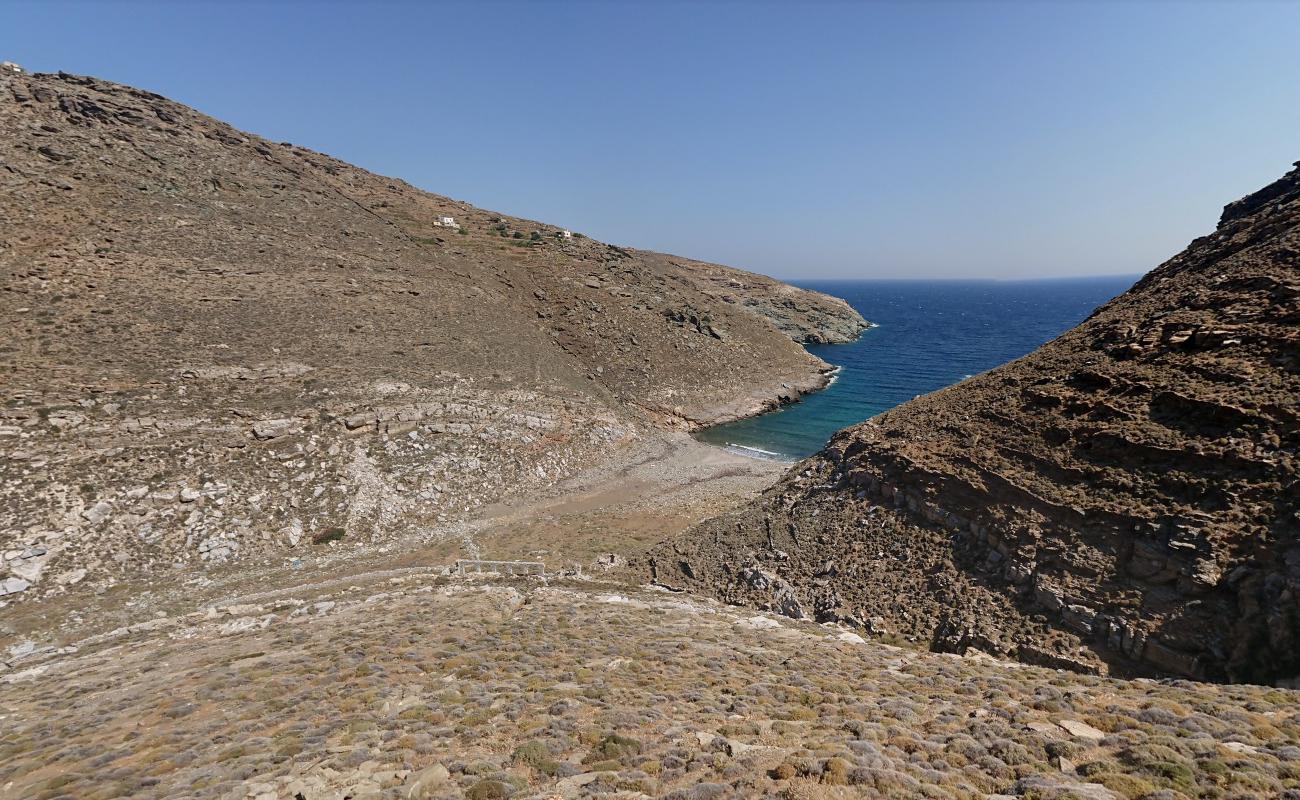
[0,432,779,648]
[4,573,1299,800]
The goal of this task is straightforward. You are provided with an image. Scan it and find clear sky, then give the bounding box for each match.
[5,1,1298,280]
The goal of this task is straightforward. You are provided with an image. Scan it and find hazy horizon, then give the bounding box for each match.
[6,0,1297,281]
[794,273,1147,283]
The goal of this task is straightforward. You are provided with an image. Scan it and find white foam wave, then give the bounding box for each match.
[724,443,797,462]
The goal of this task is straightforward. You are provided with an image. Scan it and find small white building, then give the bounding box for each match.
[1,61,23,75]
[434,215,457,228]
[557,229,573,240]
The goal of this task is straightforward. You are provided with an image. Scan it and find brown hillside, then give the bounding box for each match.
[649,162,1300,685]
[0,69,866,604]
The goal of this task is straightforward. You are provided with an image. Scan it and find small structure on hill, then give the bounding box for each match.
[1,61,23,75]
[434,215,457,228]
[557,229,573,240]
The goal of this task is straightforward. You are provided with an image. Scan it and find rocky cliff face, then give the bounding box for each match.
[650,163,1300,685]
[0,70,866,605]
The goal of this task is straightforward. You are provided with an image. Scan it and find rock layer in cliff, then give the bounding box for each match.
[650,162,1300,685]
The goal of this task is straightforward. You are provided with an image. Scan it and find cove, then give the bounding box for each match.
[695,276,1137,461]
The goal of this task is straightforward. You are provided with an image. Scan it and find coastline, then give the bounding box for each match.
[688,364,847,463]
[677,363,840,429]
[680,316,865,458]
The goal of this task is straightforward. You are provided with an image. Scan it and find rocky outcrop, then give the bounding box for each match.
[0,69,866,604]
[649,162,1300,685]
[678,263,870,344]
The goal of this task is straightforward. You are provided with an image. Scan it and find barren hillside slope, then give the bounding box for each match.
[650,162,1300,685]
[4,572,1299,800]
[0,69,866,606]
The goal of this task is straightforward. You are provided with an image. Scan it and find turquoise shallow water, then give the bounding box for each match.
[695,276,1137,461]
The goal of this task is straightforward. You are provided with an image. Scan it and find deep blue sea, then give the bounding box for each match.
[695,276,1138,461]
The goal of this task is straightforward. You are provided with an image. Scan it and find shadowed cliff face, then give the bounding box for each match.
[0,69,866,604]
[650,162,1300,685]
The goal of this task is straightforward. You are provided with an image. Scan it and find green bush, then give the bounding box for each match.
[465,780,512,800]
[582,733,642,764]
[311,526,345,544]
[1090,772,1160,799]
[511,740,550,767]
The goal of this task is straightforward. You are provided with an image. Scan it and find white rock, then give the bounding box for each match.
[9,552,49,582]
[252,418,298,440]
[404,764,450,798]
[218,615,274,635]
[0,577,31,595]
[47,410,86,429]
[285,518,303,547]
[81,501,112,524]
[56,568,87,586]
[554,771,603,797]
[6,640,38,659]
[1058,719,1106,740]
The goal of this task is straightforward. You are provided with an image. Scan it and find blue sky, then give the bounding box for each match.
[5,1,1298,279]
